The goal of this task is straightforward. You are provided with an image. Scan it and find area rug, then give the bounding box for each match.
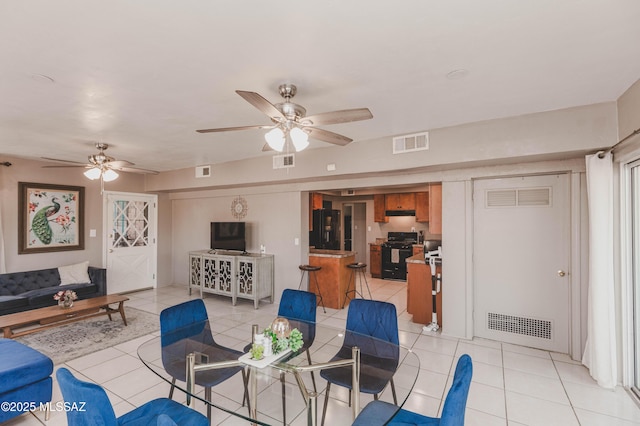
[15,307,160,364]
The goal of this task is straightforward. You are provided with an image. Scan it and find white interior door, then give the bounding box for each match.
[473,174,570,352]
[104,192,157,294]
[630,161,640,397]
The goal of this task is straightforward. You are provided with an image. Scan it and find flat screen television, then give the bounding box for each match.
[210,222,246,252]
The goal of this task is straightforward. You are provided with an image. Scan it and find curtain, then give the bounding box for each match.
[582,151,617,388]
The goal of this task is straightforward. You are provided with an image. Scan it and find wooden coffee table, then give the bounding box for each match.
[0,294,129,338]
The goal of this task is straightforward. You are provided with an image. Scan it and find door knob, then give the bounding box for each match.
[557,270,566,277]
[109,249,114,253]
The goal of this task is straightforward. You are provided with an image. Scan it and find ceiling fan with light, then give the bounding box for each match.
[42,143,158,189]
[196,84,373,152]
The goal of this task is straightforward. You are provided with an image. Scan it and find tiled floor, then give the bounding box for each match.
[6,277,640,425]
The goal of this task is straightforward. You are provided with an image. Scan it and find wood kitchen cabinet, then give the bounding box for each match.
[309,192,323,229]
[370,244,382,278]
[415,192,429,222]
[385,193,416,211]
[373,194,388,223]
[412,245,424,256]
[407,256,442,326]
[429,183,442,234]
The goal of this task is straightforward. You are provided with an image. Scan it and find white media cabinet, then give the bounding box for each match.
[189,250,274,309]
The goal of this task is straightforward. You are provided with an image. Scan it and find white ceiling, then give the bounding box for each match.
[2,0,640,173]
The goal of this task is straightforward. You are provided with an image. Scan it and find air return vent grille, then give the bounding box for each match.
[273,154,295,169]
[487,312,552,340]
[485,187,551,208]
[393,132,429,154]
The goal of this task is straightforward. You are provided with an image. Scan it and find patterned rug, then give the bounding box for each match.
[15,307,159,364]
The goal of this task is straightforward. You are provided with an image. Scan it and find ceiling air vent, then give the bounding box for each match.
[393,131,429,154]
[273,154,295,169]
[195,165,211,178]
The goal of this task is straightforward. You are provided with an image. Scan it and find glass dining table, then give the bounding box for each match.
[137,313,420,426]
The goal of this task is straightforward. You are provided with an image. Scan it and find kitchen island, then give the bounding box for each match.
[308,249,356,309]
[406,254,442,326]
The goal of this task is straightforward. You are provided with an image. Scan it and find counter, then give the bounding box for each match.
[406,254,443,326]
[308,250,356,309]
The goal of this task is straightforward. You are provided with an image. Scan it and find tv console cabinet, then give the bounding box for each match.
[189,250,274,309]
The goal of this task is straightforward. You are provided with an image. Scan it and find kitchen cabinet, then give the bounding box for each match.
[189,250,274,309]
[385,193,416,211]
[374,194,388,223]
[406,254,442,326]
[415,192,429,222]
[429,183,442,234]
[370,244,382,278]
[412,245,424,256]
[308,250,356,309]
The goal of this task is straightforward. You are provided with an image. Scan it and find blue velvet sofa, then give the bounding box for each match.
[0,266,106,316]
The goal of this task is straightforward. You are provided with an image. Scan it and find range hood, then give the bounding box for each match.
[385,209,416,217]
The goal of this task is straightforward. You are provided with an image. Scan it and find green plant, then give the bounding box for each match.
[288,328,303,352]
[250,343,264,360]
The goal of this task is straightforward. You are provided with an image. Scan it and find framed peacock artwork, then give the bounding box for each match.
[18,182,85,254]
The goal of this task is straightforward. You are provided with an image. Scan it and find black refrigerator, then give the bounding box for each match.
[310,209,340,250]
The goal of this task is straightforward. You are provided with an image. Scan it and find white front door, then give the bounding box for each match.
[473,174,570,352]
[104,192,157,294]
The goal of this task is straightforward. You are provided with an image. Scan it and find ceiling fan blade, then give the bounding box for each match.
[107,160,135,168]
[112,166,159,175]
[301,108,373,126]
[42,165,88,169]
[261,143,275,152]
[306,127,353,146]
[196,124,273,134]
[236,90,285,121]
[41,157,86,165]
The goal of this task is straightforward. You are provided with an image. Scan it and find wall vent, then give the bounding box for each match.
[273,154,295,169]
[195,165,211,178]
[393,131,429,154]
[341,189,356,196]
[486,187,551,208]
[487,312,552,340]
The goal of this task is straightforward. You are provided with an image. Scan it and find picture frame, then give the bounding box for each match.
[18,182,85,254]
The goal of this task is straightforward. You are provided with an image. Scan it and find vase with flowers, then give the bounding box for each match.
[53,289,77,308]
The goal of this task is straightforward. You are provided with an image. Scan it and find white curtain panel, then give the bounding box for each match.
[0,198,5,273]
[582,151,617,388]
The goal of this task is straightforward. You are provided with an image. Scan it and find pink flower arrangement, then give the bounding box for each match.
[53,289,77,302]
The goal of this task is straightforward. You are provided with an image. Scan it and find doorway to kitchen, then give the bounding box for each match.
[473,174,570,353]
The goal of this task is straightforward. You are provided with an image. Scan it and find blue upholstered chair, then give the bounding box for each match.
[320,299,399,426]
[56,367,208,426]
[160,299,249,421]
[0,339,53,423]
[352,354,473,426]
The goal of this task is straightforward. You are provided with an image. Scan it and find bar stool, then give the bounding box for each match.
[343,262,372,308]
[298,264,326,313]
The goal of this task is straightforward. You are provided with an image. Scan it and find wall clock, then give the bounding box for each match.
[231,196,248,219]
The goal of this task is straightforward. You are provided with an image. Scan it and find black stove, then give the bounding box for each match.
[382,232,418,248]
[381,232,418,280]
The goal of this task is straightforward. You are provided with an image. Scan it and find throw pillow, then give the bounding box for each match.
[58,261,90,285]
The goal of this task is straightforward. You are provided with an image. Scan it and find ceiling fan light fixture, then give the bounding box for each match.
[290,127,309,152]
[265,127,285,151]
[102,169,119,182]
[84,167,102,180]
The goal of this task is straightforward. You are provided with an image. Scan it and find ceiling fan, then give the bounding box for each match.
[196,84,373,152]
[42,143,158,182]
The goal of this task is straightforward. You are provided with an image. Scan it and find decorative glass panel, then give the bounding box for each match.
[112,200,150,248]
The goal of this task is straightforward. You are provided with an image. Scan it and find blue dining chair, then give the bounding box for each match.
[56,367,208,426]
[160,299,249,421]
[352,354,473,426]
[242,288,318,424]
[320,298,399,426]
